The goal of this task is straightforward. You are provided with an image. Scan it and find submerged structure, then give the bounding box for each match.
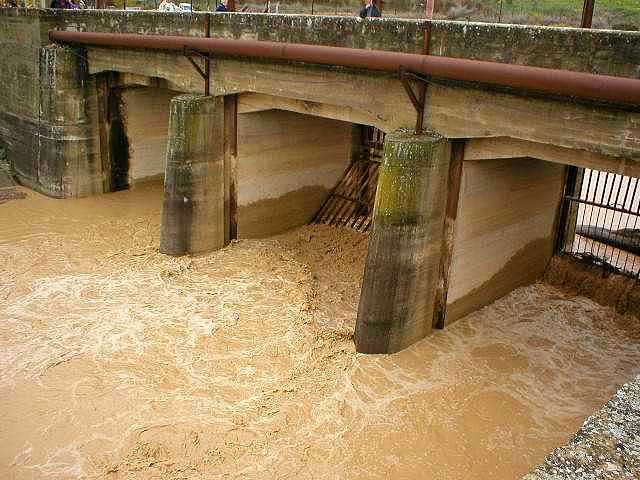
[1,8,639,356]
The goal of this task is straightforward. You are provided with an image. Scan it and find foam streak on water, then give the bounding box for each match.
[1,183,639,480]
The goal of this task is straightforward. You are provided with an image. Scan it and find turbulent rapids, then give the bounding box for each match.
[1,182,640,479]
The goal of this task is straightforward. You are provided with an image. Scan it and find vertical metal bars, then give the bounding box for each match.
[559,167,640,277]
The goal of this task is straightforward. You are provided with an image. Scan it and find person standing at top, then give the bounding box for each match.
[359,0,381,18]
[216,0,238,12]
[158,0,180,11]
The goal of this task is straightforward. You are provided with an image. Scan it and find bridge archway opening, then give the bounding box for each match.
[96,81,383,244]
[105,86,130,192]
[232,105,381,335]
[105,84,181,190]
[235,107,383,238]
[446,156,566,323]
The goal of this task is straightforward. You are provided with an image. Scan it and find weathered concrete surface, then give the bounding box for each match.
[0,147,26,203]
[0,172,13,190]
[0,9,42,168]
[33,10,640,75]
[446,157,565,322]
[238,93,381,130]
[0,10,102,195]
[236,110,352,238]
[38,44,103,197]
[524,375,640,480]
[465,137,640,178]
[121,87,177,184]
[86,48,640,162]
[355,131,450,354]
[160,94,225,255]
[1,9,639,200]
[87,51,640,163]
[0,147,14,189]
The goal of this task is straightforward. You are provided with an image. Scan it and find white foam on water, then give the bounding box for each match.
[1,184,640,479]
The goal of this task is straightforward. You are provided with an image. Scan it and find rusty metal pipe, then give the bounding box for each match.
[49,30,640,106]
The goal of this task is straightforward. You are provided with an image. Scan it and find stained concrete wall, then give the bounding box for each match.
[236,110,352,238]
[446,157,565,322]
[1,9,638,197]
[0,9,54,189]
[121,87,176,184]
[31,9,640,76]
[114,96,353,235]
[80,87,354,239]
[0,10,41,127]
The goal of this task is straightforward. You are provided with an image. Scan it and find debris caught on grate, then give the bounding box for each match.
[312,127,383,233]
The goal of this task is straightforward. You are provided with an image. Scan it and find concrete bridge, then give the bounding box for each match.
[1,8,639,353]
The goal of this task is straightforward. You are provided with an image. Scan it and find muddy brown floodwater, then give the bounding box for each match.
[1,181,640,480]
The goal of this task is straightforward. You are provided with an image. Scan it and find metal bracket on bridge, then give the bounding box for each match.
[399,67,430,135]
[183,48,211,96]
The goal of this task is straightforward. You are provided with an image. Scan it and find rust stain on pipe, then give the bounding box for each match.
[49,30,640,106]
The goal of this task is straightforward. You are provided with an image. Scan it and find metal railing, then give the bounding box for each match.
[559,166,640,277]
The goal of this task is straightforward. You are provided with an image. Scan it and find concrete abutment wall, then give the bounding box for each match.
[237,110,353,238]
[34,45,103,197]
[446,157,566,322]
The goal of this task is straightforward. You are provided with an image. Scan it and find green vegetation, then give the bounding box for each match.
[487,0,640,29]
[235,0,638,29]
[107,0,639,30]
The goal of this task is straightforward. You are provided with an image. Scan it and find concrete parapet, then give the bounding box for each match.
[160,94,225,256]
[38,45,102,198]
[355,131,451,354]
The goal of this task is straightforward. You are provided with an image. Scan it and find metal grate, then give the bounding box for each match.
[311,126,383,232]
[558,166,640,277]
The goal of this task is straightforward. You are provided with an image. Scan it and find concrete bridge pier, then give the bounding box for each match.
[160,94,226,255]
[38,45,102,198]
[355,132,451,354]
